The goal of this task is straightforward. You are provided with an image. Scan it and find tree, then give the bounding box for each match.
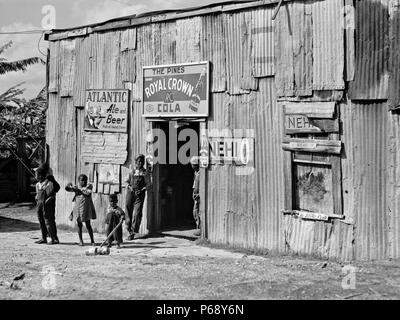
[0,41,46,164]
[0,41,44,75]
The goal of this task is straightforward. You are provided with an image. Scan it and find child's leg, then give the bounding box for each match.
[36,205,48,242]
[105,223,113,246]
[77,218,83,244]
[85,221,95,244]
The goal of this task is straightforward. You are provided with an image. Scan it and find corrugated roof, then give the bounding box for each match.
[45,0,289,40]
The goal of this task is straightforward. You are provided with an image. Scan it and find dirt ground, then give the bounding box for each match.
[0,203,399,300]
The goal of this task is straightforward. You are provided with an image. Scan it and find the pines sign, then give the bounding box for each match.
[142,62,209,118]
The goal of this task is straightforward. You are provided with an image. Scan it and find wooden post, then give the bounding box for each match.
[16,138,28,201]
[199,121,208,239]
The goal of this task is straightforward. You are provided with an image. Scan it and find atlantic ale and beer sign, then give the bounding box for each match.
[142,62,209,117]
[84,89,129,133]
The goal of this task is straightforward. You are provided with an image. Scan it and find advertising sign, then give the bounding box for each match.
[143,62,209,118]
[209,137,255,166]
[84,89,129,133]
[98,164,120,185]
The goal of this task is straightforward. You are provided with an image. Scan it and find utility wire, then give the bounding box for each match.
[0,30,49,35]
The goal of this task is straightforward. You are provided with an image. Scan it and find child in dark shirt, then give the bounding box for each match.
[105,193,125,248]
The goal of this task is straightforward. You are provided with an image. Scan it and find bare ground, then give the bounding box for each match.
[0,204,399,300]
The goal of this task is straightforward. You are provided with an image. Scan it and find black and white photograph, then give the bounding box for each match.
[1,0,400,307]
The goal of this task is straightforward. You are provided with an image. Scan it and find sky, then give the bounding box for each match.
[0,0,233,99]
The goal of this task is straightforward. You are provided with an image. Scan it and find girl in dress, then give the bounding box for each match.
[66,174,96,246]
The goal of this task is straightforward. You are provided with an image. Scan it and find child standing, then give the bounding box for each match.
[125,154,148,240]
[105,193,125,248]
[35,167,59,244]
[65,174,96,246]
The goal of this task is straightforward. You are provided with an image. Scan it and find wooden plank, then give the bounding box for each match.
[251,7,275,77]
[240,11,258,91]
[93,164,98,193]
[389,0,400,110]
[282,138,342,154]
[292,1,313,96]
[201,14,226,92]
[344,0,355,81]
[48,41,59,93]
[349,0,389,100]
[282,210,344,220]
[60,40,76,97]
[331,155,343,216]
[73,37,91,107]
[284,101,336,119]
[200,122,208,238]
[92,19,131,32]
[283,150,293,210]
[98,182,104,194]
[275,2,295,96]
[120,28,137,51]
[81,132,128,164]
[312,0,345,90]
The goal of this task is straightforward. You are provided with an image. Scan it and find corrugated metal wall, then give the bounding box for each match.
[46,0,400,260]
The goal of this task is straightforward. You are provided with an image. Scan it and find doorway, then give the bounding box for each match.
[152,121,199,230]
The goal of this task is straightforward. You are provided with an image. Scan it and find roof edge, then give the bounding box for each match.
[45,0,286,41]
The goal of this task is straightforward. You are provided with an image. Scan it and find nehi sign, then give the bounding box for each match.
[143,62,209,118]
[84,89,129,133]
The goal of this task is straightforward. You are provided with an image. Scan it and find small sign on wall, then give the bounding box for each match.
[142,62,209,118]
[98,163,120,185]
[84,89,129,133]
[209,137,254,166]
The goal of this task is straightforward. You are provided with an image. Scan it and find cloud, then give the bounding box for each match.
[72,0,149,25]
[0,22,47,99]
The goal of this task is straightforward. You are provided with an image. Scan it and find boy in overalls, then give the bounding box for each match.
[125,154,148,240]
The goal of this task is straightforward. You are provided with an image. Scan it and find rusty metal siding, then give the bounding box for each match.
[283,215,355,260]
[73,37,91,107]
[275,2,295,97]
[387,112,400,259]
[292,1,313,96]
[389,0,400,109]
[160,21,177,65]
[59,40,76,97]
[349,0,389,100]
[251,7,275,77]
[340,101,388,260]
[254,78,285,251]
[312,0,345,90]
[201,14,226,92]
[224,12,256,95]
[205,78,285,251]
[48,41,59,93]
[45,2,400,260]
[103,31,121,87]
[176,17,202,63]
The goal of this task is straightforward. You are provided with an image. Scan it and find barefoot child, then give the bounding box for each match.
[105,193,125,248]
[35,167,59,245]
[65,174,96,246]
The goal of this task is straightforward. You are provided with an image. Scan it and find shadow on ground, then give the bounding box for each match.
[0,216,39,233]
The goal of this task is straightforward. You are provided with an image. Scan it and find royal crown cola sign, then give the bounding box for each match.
[142,62,209,118]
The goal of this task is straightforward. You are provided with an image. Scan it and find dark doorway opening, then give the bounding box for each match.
[153,121,199,231]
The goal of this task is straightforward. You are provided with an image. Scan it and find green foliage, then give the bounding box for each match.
[0,41,45,75]
[0,41,46,158]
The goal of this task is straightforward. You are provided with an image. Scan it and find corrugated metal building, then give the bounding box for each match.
[44,0,400,261]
